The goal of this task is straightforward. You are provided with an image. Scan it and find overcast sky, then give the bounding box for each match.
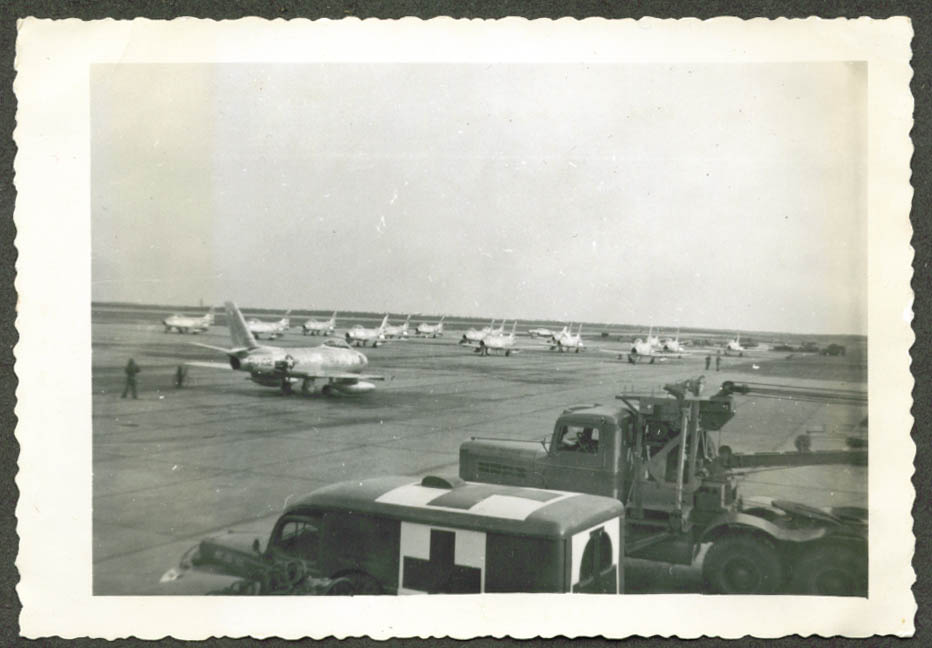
[91,63,866,334]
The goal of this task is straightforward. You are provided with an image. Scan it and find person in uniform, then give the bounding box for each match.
[715,353,722,372]
[122,358,141,399]
[174,364,187,388]
[705,354,711,371]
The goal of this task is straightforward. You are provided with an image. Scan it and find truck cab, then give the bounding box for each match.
[460,382,868,595]
[164,475,625,595]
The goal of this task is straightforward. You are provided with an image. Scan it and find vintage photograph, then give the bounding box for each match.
[91,60,870,597]
[14,18,914,638]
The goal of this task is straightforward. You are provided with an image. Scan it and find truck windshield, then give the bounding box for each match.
[556,425,600,454]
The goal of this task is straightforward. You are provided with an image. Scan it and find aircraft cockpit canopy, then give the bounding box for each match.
[323,339,353,349]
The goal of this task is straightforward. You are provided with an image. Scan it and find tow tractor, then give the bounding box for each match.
[459,378,868,595]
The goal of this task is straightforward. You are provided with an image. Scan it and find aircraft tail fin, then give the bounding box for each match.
[511,320,518,336]
[225,301,260,350]
[379,314,389,332]
[204,306,215,324]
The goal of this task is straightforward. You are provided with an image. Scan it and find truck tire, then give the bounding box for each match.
[324,577,355,595]
[791,545,867,596]
[702,535,783,594]
[341,570,383,595]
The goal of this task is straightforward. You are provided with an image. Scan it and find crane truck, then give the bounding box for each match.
[459,378,868,596]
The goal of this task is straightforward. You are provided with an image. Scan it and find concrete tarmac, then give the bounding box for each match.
[92,313,867,594]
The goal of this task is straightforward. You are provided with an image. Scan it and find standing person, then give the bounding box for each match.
[705,354,711,371]
[174,364,187,388]
[122,358,141,399]
[715,353,722,372]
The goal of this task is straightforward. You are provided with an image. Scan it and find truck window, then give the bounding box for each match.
[574,527,616,594]
[271,514,321,562]
[557,425,599,454]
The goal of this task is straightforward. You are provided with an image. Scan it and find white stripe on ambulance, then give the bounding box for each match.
[375,482,577,520]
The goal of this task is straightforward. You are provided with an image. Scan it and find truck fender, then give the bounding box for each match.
[699,510,827,548]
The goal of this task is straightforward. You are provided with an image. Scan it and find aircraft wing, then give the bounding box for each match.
[656,348,702,357]
[513,344,560,352]
[191,342,252,356]
[286,369,387,381]
[598,347,632,355]
[185,361,234,370]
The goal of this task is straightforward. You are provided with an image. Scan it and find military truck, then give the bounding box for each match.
[459,379,868,595]
[162,475,625,595]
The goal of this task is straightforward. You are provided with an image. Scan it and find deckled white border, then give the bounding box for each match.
[13,17,915,638]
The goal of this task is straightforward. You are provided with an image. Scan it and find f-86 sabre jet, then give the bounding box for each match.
[302,312,336,336]
[163,307,213,334]
[382,314,411,339]
[247,310,291,340]
[527,326,557,338]
[415,316,445,338]
[189,302,385,396]
[659,329,688,354]
[460,320,502,345]
[345,315,390,347]
[723,333,746,356]
[600,330,681,364]
[464,321,548,357]
[549,323,586,353]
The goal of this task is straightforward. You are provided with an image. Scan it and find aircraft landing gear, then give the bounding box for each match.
[301,378,314,395]
[280,379,293,395]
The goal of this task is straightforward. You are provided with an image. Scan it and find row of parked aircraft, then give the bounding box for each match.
[459,321,586,353]
[601,327,746,364]
[164,308,445,341]
[165,304,750,396]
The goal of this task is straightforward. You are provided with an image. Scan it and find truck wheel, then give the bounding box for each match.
[791,546,867,596]
[324,577,355,596]
[342,571,383,595]
[702,535,783,594]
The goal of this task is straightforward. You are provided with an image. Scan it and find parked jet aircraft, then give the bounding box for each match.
[600,334,674,364]
[415,316,445,338]
[302,312,336,336]
[247,310,291,340]
[549,323,586,353]
[189,302,385,395]
[345,315,390,347]
[383,315,411,339]
[527,326,556,338]
[723,333,746,356]
[464,321,545,357]
[460,320,500,345]
[659,329,689,354]
[163,308,214,334]
[630,327,661,350]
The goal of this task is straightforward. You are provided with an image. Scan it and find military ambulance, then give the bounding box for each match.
[164,475,624,595]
